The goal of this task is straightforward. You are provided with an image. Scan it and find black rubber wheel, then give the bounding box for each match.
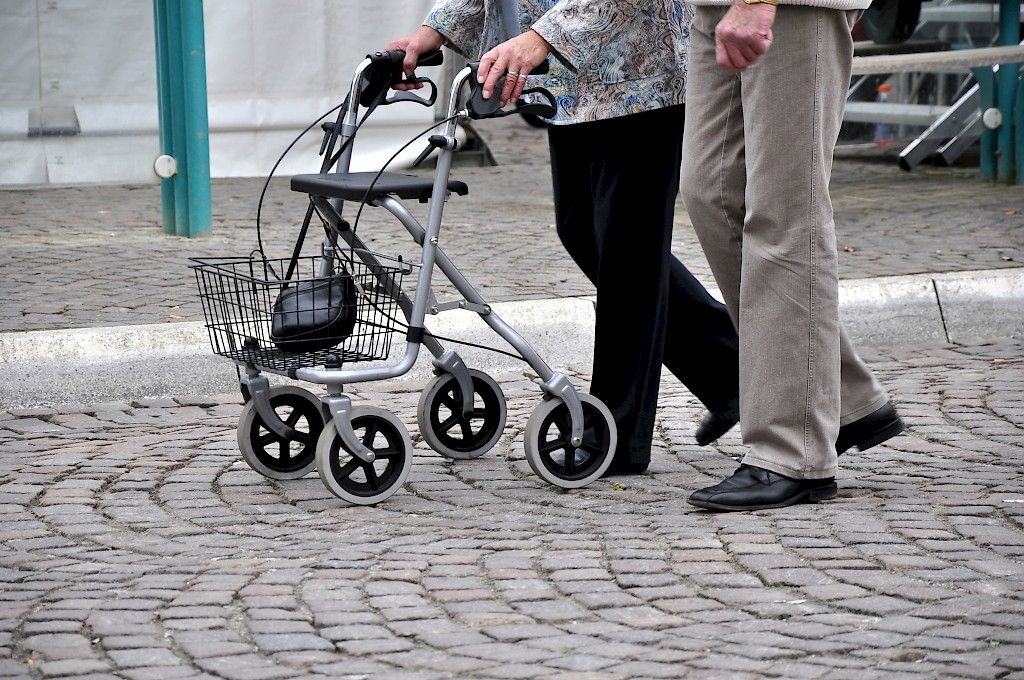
[237,386,322,480]
[863,0,923,45]
[417,370,506,460]
[524,393,617,488]
[316,406,412,505]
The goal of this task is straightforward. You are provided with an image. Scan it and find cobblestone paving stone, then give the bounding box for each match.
[0,340,1022,678]
[1,118,1022,333]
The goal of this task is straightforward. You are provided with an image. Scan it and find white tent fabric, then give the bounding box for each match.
[0,1,451,186]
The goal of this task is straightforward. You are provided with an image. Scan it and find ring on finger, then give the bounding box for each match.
[516,73,528,80]
[507,70,519,77]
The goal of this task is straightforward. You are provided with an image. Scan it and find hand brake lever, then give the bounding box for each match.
[465,60,555,120]
[384,77,438,107]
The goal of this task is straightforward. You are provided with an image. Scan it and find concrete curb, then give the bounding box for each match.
[1,267,1020,407]
[2,267,1020,362]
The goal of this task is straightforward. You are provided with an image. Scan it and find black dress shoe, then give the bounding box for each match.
[695,398,739,446]
[836,402,904,454]
[694,400,905,453]
[688,465,837,512]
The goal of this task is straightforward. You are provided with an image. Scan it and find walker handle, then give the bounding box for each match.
[385,77,438,107]
[370,49,445,72]
[360,50,444,107]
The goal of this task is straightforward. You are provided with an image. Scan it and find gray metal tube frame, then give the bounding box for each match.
[290,64,586,446]
[307,196,476,418]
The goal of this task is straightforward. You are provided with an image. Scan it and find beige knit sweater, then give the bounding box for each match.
[690,0,871,8]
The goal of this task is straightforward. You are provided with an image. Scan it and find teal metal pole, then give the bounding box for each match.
[165,2,190,237]
[975,67,997,181]
[153,0,176,235]
[179,0,212,237]
[996,0,1020,183]
[153,0,211,238]
[1017,72,1024,185]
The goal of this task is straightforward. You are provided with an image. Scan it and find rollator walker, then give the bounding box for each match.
[192,50,618,505]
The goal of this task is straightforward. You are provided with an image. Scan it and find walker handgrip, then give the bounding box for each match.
[369,49,444,71]
[466,74,558,121]
[415,50,444,68]
[361,50,443,107]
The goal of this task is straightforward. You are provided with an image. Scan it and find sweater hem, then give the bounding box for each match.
[689,0,871,8]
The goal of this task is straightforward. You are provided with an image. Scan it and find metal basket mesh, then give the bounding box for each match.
[191,253,413,374]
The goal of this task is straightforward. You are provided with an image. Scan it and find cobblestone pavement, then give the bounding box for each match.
[1,340,1022,679]
[1,117,1022,333]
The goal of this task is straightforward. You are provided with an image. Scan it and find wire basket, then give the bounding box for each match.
[191,252,414,375]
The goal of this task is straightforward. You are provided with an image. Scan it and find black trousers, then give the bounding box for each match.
[547,105,740,471]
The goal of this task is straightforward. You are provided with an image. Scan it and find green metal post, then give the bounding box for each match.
[179,0,212,237]
[153,0,176,235]
[153,0,211,238]
[975,67,997,181]
[1017,73,1024,185]
[997,0,1020,183]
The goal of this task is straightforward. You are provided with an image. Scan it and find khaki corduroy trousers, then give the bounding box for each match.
[681,5,889,479]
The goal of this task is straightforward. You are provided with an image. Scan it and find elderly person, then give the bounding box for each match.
[387,0,741,476]
[680,0,905,511]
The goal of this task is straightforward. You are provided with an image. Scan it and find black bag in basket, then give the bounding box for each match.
[271,272,357,353]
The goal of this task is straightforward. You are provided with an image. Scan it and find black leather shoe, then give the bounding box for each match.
[695,400,905,453]
[695,398,740,446]
[688,465,837,512]
[836,402,904,454]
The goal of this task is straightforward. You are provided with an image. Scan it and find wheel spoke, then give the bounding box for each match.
[470,408,488,420]
[538,439,565,455]
[374,448,401,458]
[278,440,290,461]
[256,432,277,447]
[292,430,312,444]
[438,413,460,433]
[284,409,303,427]
[363,463,379,490]
[361,424,378,448]
[579,441,605,456]
[459,420,475,441]
[439,394,460,412]
[563,447,576,475]
[336,458,360,480]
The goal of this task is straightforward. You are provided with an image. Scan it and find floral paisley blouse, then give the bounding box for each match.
[424,0,692,125]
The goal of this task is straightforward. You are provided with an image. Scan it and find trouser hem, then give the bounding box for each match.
[839,394,889,427]
[742,453,837,480]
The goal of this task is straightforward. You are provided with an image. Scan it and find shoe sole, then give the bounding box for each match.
[837,417,906,455]
[687,482,839,512]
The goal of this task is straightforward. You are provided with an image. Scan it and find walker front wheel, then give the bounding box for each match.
[524,393,617,489]
[237,385,322,480]
[417,370,506,460]
[316,406,412,505]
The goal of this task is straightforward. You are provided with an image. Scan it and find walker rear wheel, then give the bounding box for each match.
[316,406,412,505]
[417,370,506,460]
[237,385,322,480]
[524,393,617,489]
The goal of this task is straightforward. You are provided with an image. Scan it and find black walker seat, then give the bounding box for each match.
[291,171,469,203]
